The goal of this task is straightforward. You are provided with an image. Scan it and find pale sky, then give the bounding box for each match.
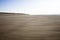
[0,0,60,15]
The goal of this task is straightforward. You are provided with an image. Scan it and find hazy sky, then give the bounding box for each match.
[0,0,60,15]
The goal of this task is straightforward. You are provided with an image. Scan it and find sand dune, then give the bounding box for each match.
[0,12,60,40]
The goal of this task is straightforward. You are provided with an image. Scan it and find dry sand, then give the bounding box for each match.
[0,13,60,40]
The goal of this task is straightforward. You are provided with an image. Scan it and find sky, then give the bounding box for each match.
[0,0,60,15]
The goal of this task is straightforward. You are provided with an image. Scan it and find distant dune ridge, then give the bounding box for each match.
[0,12,29,15]
[0,12,60,40]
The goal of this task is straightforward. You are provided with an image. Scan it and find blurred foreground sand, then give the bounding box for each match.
[0,13,60,40]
